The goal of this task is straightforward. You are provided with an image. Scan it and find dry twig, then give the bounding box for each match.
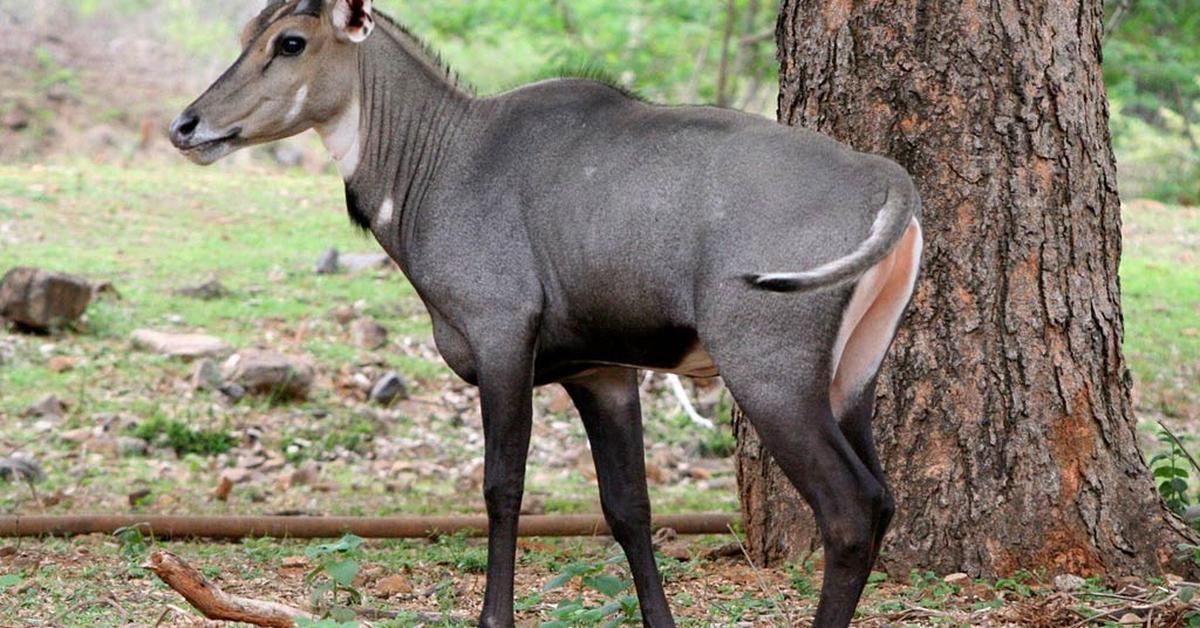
[143,550,314,628]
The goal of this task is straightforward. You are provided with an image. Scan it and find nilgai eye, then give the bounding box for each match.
[279,36,307,57]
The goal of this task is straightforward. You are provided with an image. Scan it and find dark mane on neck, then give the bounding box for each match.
[372,10,472,94]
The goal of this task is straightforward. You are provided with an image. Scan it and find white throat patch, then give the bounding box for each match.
[317,99,362,179]
[376,197,394,227]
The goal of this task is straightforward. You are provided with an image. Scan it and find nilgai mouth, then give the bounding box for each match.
[179,130,242,165]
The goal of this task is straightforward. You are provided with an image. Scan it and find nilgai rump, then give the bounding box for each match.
[168,0,924,625]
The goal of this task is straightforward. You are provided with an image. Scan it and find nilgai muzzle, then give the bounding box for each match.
[170,1,924,625]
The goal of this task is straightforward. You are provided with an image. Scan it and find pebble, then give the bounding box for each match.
[370,372,407,405]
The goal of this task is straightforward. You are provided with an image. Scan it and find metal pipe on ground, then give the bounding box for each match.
[0,513,737,540]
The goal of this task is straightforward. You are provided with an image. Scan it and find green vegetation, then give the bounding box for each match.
[131,414,236,457]
[1105,0,1200,204]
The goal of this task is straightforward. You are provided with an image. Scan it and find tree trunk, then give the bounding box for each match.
[734,0,1197,577]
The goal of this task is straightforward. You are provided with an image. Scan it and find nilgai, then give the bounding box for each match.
[170,1,923,625]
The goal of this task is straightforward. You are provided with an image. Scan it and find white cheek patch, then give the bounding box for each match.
[316,98,362,179]
[284,84,308,126]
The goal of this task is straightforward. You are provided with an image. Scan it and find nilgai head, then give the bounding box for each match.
[169,0,373,165]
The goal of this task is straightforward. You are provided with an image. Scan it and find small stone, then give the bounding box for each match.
[645,462,668,485]
[651,527,678,548]
[224,349,314,400]
[47,356,76,372]
[351,372,373,391]
[128,488,152,507]
[221,468,254,484]
[375,574,413,597]
[0,454,43,482]
[1118,613,1142,624]
[175,278,231,301]
[116,436,148,457]
[350,317,388,350]
[329,305,358,325]
[659,542,692,562]
[315,248,340,274]
[520,495,545,516]
[212,474,234,501]
[686,466,712,480]
[1052,573,1086,592]
[219,382,246,401]
[289,460,320,487]
[370,372,407,405]
[131,329,232,359]
[340,252,392,273]
[281,555,309,569]
[0,267,93,331]
[192,359,222,391]
[24,394,67,419]
[943,572,970,585]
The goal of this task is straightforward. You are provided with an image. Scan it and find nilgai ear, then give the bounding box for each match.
[332,0,374,43]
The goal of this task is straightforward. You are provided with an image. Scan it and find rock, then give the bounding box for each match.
[658,542,692,562]
[1118,613,1142,625]
[315,248,340,274]
[351,372,373,392]
[329,305,359,325]
[375,574,413,597]
[24,394,67,419]
[116,437,148,457]
[47,356,76,372]
[0,454,43,482]
[370,372,407,405]
[175,278,231,301]
[1053,573,1086,592]
[222,468,255,484]
[131,329,232,359]
[943,572,970,585]
[212,474,234,501]
[645,462,668,485]
[191,359,222,391]
[520,494,545,516]
[281,555,309,570]
[223,349,315,400]
[340,252,392,273]
[90,281,121,301]
[350,317,388,350]
[128,487,152,507]
[219,382,246,401]
[651,527,678,549]
[0,267,93,331]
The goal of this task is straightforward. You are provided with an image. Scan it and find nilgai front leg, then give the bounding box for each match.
[475,339,536,628]
[563,368,676,628]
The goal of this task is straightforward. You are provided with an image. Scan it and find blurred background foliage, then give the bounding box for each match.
[1105,0,1200,204]
[0,0,1196,205]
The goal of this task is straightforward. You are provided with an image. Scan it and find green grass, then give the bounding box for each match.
[1120,201,1200,421]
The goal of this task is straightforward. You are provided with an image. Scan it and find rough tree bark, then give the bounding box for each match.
[734,0,1197,577]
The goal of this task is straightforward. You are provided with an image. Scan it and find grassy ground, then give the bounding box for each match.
[0,163,1198,625]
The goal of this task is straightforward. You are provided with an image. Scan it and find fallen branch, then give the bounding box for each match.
[0,512,736,540]
[143,550,314,628]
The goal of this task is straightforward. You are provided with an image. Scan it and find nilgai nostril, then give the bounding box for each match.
[168,111,200,147]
